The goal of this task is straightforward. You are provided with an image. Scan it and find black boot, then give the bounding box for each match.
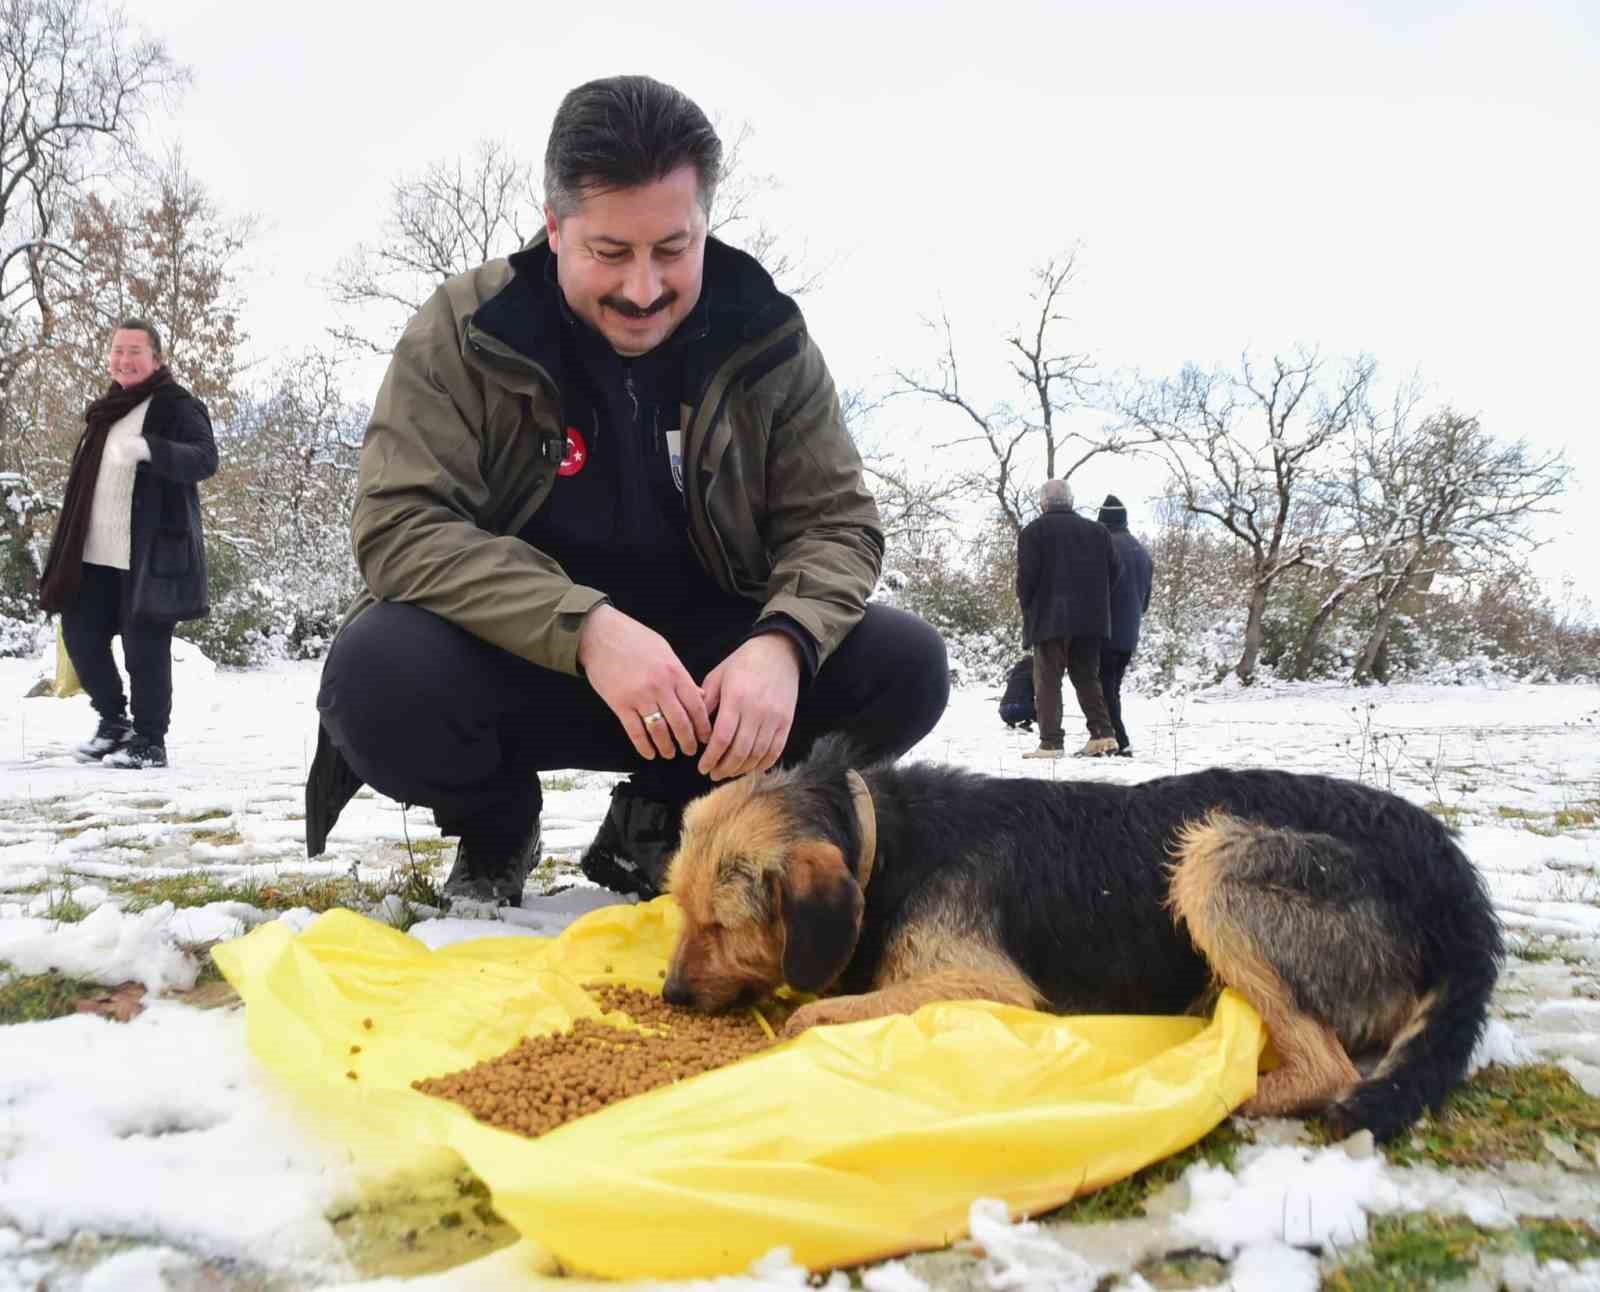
[103,735,167,769]
[579,782,687,899]
[75,716,131,763]
[441,818,542,914]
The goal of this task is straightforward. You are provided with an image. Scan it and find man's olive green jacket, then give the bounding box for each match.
[306,235,882,855]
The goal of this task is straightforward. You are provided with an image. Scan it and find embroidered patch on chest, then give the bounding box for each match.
[665,429,684,493]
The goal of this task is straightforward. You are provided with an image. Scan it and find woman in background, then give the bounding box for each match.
[38,319,217,769]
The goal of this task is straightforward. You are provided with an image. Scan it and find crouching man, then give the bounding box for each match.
[304,75,948,908]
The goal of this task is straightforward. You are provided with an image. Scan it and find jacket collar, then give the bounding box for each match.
[468,231,800,402]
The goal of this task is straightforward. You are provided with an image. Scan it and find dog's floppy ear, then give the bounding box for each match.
[777,839,864,993]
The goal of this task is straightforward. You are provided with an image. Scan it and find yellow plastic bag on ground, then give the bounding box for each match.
[214,902,1263,1281]
[53,621,82,698]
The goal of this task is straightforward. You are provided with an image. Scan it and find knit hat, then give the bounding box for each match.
[1097,494,1127,528]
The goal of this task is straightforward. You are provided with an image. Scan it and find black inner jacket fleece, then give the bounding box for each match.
[470,248,817,672]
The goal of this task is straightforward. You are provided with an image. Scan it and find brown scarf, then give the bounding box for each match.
[38,366,175,613]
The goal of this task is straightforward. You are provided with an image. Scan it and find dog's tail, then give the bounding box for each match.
[1325,832,1502,1143]
[1325,953,1498,1144]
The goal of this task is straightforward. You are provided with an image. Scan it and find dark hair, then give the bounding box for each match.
[113,317,163,358]
[544,75,722,219]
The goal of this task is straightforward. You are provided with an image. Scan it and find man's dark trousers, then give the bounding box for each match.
[1099,646,1134,752]
[1032,636,1114,749]
[316,602,949,854]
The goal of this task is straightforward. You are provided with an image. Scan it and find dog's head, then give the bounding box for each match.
[661,754,877,1013]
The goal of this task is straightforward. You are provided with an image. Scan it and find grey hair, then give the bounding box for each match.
[544,75,722,220]
[1040,478,1074,511]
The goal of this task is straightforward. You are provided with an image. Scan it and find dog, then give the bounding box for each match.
[662,736,1503,1143]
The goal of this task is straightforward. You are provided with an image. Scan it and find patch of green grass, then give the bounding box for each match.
[1521,1218,1600,1264]
[44,895,90,923]
[191,828,245,846]
[1052,1122,1252,1222]
[1495,805,1541,821]
[1552,806,1597,829]
[120,873,264,911]
[1133,1252,1229,1288]
[118,872,388,915]
[542,774,582,793]
[0,965,102,1024]
[388,854,445,909]
[1386,1063,1600,1170]
[259,875,388,912]
[1325,1215,1600,1291]
[1325,1214,1490,1290]
[527,853,571,894]
[1423,802,1465,829]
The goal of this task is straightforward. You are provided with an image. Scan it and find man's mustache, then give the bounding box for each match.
[601,290,677,319]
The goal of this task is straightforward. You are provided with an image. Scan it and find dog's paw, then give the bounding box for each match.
[782,1000,850,1036]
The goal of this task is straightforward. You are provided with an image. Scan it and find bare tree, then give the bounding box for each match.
[1287,382,1426,679]
[61,153,248,414]
[1348,408,1569,683]
[708,118,828,298]
[207,347,366,620]
[0,0,184,390]
[891,250,1147,534]
[1120,349,1375,684]
[325,138,541,355]
[838,386,981,554]
[0,0,186,609]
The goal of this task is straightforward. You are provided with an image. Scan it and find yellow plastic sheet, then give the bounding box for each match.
[214,902,1263,1281]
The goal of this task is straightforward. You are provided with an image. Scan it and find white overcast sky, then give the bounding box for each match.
[122,0,1599,607]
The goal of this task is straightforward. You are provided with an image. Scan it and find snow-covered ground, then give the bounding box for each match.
[2,649,1598,1291]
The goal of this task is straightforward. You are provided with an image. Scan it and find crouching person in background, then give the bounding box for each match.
[37,319,218,770]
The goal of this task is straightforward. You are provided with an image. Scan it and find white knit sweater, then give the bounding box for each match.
[82,398,153,570]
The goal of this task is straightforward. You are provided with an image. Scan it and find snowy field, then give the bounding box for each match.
[2,649,1599,1291]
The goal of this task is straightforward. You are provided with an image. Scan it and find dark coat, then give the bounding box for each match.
[126,382,217,623]
[1016,507,1122,648]
[1105,525,1154,653]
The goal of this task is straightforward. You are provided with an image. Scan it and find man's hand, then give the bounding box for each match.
[698,633,802,781]
[577,605,711,760]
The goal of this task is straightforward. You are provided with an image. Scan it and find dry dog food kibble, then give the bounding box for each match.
[412,985,781,1139]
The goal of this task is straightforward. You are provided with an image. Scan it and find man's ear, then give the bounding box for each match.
[544,202,561,250]
[778,840,863,993]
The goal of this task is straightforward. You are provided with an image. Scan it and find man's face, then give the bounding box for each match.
[107,329,158,387]
[546,164,707,357]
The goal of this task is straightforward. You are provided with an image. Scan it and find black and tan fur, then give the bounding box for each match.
[663,737,1503,1142]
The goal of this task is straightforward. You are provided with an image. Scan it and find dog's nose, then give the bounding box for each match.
[661,975,692,1007]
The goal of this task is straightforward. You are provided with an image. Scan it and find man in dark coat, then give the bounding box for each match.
[1015,479,1121,758]
[1097,494,1154,756]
